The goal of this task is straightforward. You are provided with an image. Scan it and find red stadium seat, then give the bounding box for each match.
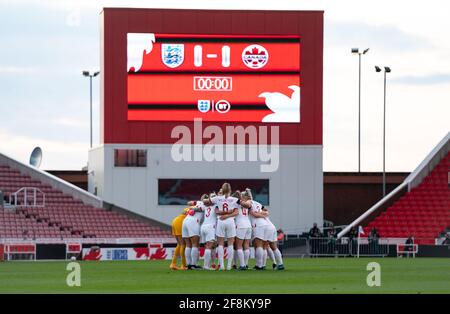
[0,164,171,241]
[363,152,450,241]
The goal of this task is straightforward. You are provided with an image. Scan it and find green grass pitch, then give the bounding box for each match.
[1,258,449,293]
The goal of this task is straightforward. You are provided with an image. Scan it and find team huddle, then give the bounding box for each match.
[170,182,284,271]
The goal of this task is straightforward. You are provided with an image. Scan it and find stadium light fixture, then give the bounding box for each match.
[352,47,370,172]
[375,65,391,197]
[82,70,100,148]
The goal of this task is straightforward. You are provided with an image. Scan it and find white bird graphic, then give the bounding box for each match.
[127,33,156,72]
[259,85,300,123]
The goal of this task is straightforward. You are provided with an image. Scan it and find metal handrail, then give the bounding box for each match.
[337,182,407,239]
[404,131,450,191]
[8,187,45,207]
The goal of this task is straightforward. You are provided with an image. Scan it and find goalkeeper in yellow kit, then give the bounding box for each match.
[170,207,190,270]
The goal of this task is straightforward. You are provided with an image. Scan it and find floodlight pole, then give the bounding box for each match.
[89,75,93,149]
[83,71,99,149]
[382,70,387,197]
[376,65,390,197]
[358,53,362,173]
[352,48,369,173]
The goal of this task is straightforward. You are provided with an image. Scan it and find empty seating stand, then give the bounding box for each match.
[0,165,171,240]
[362,153,450,244]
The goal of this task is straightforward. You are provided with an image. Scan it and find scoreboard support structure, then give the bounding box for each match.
[89,8,324,232]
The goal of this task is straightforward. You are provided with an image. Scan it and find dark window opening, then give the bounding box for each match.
[158,179,269,205]
[114,149,147,167]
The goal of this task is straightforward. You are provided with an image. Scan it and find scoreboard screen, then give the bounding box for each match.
[127,33,301,123]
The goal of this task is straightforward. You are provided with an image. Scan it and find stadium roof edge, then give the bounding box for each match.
[0,150,103,208]
[100,7,325,14]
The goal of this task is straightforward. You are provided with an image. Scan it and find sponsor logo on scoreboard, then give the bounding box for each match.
[161,44,184,68]
[215,100,230,113]
[197,99,231,114]
[242,44,269,69]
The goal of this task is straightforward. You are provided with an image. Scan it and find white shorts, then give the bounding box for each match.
[215,219,236,239]
[266,224,277,242]
[236,227,252,240]
[252,225,275,241]
[201,224,216,243]
[182,220,200,238]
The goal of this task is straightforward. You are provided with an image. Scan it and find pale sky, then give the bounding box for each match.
[0,0,449,172]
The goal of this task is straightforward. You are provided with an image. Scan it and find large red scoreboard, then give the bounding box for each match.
[100,8,323,144]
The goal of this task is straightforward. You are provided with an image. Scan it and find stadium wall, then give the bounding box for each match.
[89,144,323,232]
[53,170,407,228]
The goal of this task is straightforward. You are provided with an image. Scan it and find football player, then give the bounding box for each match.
[241,189,270,270]
[235,189,253,270]
[170,207,189,270]
[200,193,218,270]
[183,195,207,269]
[210,183,239,270]
[262,207,285,270]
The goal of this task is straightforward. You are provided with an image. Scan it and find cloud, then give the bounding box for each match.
[0,66,37,74]
[326,20,433,51]
[53,118,89,128]
[391,73,450,85]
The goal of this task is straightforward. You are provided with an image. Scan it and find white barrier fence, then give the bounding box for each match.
[282,237,391,257]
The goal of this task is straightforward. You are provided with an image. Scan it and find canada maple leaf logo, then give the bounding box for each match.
[242,44,269,69]
[245,47,266,56]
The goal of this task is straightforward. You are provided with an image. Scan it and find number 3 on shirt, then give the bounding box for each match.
[205,207,211,217]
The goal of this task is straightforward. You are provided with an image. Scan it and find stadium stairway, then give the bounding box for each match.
[361,154,450,245]
[0,159,172,241]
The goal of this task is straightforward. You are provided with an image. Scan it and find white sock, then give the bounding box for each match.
[244,249,250,266]
[191,247,199,266]
[227,247,234,270]
[267,247,276,264]
[274,248,283,266]
[204,249,211,269]
[185,247,192,265]
[211,248,216,265]
[255,247,264,267]
[218,245,225,269]
[263,249,268,267]
[237,249,245,267]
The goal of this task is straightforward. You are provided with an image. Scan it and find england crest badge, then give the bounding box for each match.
[161,44,184,68]
[197,100,211,113]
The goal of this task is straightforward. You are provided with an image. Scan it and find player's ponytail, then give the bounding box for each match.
[221,182,231,196]
[245,188,253,200]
